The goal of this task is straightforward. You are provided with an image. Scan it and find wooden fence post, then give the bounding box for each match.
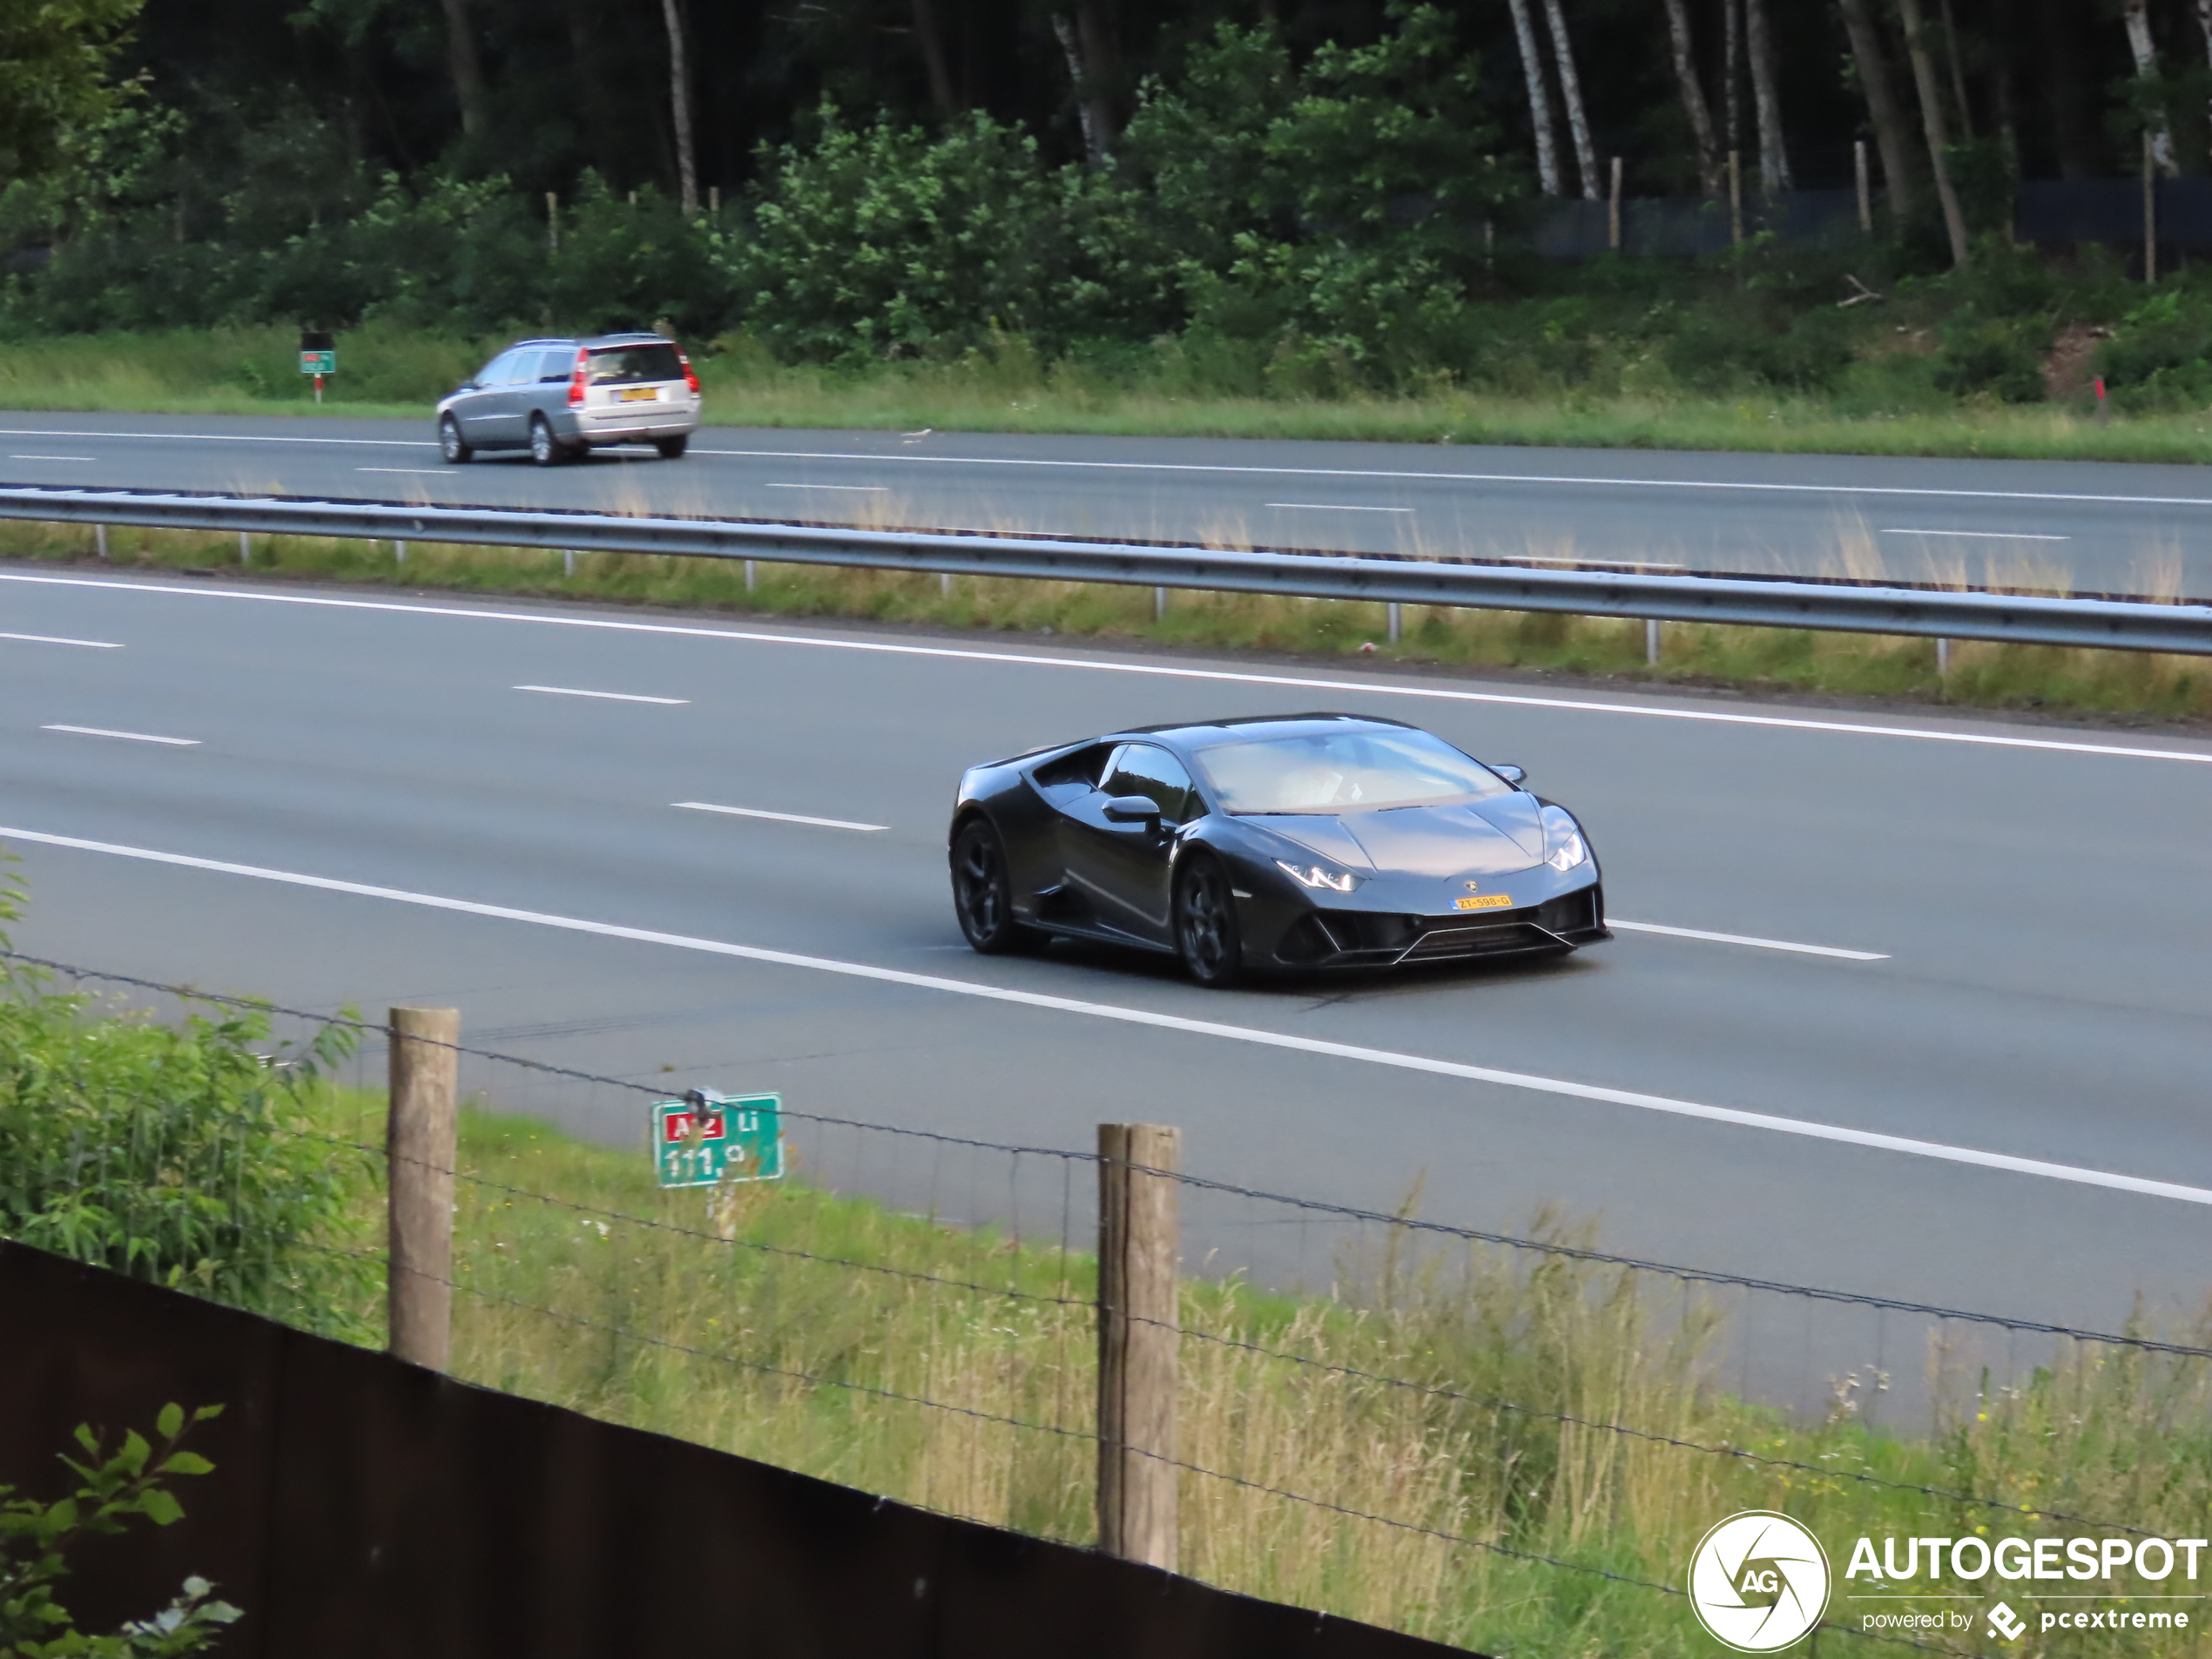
[1728,149,1743,245]
[1855,139,1872,233]
[1097,1122,1181,1571]
[388,1006,460,1371]
[1608,156,1622,252]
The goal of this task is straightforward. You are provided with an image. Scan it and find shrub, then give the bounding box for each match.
[0,878,374,1336]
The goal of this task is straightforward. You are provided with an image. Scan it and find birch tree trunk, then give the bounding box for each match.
[1895,0,1969,264]
[1541,0,1601,199]
[912,0,958,117]
[437,0,488,140]
[1506,0,1561,196]
[1939,0,1973,139]
[1662,0,1723,197]
[2124,0,2179,177]
[1836,0,1918,224]
[1052,13,1106,165]
[1743,0,1792,192]
[1723,0,1743,158]
[661,0,697,214]
[2197,0,2212,151]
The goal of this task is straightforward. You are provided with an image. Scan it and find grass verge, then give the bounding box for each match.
[300,1085,2212,1659]
[6,518,2209,725]
[6,323,2212,468]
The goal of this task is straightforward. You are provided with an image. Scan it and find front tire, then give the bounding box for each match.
[951,819,1042,955]
[1175,856,1244,988]
[655,435,690,460]
[439,415,472,464]
[529,415,573,467]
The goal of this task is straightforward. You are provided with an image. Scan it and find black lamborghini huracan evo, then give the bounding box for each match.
[947,713,1608,986]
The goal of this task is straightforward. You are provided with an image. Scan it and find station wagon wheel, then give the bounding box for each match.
[654,435,689,459]
[951,819,1042,954]
[529,415,569,468]
[439,415,471,464]
[1175,856,1244,988]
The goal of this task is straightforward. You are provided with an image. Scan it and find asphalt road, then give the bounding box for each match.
[5,411,2212,596]
[3,561,2209,1411]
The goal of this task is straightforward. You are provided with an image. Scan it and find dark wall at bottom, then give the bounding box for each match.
[0,1242,1478,1659]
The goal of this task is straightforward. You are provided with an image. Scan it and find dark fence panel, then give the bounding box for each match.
[2014,176,2212,250]
[0,1242,1472,1659]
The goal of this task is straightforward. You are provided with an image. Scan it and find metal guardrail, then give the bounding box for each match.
[3,484,2210,657]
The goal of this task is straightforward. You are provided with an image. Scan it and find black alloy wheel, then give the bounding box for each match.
[655,435,689,459]
[952,819,1040,954]
[1175,856,1244,988]
[439,415,471,464]
[529,415,574,467]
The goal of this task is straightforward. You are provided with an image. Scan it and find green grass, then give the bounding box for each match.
[5,517,2209,725]
[5,322,2212,467]
[298,1085,2212,1658]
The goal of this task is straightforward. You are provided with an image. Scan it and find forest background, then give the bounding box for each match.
[6,0,2212,427]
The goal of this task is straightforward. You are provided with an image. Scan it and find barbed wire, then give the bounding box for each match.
[299,1122,2161,1544]
[287,1123,1087,1315]
[17,947,2206,1364]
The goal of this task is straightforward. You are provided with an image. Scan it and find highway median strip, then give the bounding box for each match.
[2,822,2198,1208]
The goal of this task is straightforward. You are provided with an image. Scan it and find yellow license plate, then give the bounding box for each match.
[618,387,658,401]
[1454,894,1513,911]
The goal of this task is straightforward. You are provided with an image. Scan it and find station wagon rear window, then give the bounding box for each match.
[587,344,684,385]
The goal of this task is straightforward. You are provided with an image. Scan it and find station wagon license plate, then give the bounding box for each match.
[618,387,658,401]
[1454,894,1513,911]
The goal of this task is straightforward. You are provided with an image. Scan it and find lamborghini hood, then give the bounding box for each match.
[1264,794,1548,877]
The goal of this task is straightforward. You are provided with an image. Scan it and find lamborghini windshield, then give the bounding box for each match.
[1189,727,1513,814]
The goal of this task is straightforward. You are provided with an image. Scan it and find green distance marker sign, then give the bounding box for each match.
[653,1092,784,1189]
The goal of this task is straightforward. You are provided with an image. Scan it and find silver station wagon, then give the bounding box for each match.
[437,332,703,466]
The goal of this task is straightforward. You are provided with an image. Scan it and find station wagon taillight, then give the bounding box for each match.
[678,349,699,395]
[567,349,588,407]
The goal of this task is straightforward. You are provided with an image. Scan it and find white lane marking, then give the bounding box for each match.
[3,822,2204,1207]
[1881,528,2070,542]
[697,446,2212,512]
[40,725,197,745]
[674,801,887,832]
[4,571,2209,767]
[0,631,122,648]
[0,427,430,449]
[1610,920,1888,960]
[1268,502,1416,514]
[9,454,96,462]
[515,684,688,705]
[765,482,890,492]
[357,468,454,476]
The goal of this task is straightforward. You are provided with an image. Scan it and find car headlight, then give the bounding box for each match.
[1540,806,1589,872]
[1276,860,1361,893]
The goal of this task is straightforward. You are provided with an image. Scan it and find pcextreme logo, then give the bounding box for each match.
[1688,1511,1832,1652]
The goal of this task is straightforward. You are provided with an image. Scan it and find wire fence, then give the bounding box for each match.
[10,948,2209,1657]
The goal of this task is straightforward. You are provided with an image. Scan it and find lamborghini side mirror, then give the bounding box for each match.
[1103,794,1162,826]
[1494,765,1527,787]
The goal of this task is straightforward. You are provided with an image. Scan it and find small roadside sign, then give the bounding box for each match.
[299,329,335,403]
[653,1091,784,1188]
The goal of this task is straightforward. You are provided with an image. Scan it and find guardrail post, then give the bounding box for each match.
[1153,587,1167,623]
[93,523,107,560]
[745,558,758,592]
[238,530,251,566]
[1645,617,1662,665]
[388,1006,460,1371]
[1936,636,1952,680]
[1097,1122,1180,1571]
[1387,602,1403,644]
